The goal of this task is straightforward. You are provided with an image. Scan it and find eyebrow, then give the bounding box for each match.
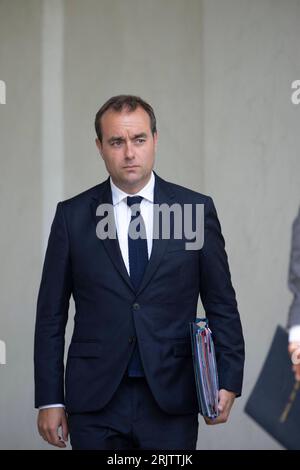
[107,132,148,144]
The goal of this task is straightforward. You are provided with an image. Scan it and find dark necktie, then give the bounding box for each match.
[127,196,148,290]
[126,195,148,376]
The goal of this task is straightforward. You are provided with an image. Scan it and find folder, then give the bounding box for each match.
[244,325,300,450]
[190,317,219,419]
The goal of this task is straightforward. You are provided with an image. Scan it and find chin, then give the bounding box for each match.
[124,172,142,182]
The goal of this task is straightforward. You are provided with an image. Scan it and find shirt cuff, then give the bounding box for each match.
[289,325,300,343]
[39,404,65,409]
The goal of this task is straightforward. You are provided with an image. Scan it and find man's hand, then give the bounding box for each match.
[37,407,69,448]
[204,389,236,425]
[288,342,300,381]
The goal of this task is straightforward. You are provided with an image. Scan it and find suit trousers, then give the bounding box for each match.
[68,372,199,450]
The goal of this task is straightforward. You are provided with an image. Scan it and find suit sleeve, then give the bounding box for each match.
[34,202,72,408]
[199,196,245,396]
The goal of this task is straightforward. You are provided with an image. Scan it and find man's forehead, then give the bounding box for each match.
[102,106,150,124]
[101,107,151,132]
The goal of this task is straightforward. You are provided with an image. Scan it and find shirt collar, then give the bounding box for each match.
[110,171,155,206]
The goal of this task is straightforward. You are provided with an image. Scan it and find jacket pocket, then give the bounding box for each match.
[166,240,198,254]
[68,342,102,357]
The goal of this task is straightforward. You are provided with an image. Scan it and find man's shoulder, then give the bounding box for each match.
[59,179,108,208]
[57,174,214,208]
[158,174,212,204]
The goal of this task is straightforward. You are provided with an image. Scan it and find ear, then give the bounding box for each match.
[95,138,103,159]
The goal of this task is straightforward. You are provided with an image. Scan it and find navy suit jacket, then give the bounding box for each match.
[34,172,245,414]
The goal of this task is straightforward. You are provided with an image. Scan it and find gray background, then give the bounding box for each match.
[0,0,300,450]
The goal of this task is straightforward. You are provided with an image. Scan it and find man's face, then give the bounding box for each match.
[96,106,158,194]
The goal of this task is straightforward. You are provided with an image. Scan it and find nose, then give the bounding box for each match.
[125,140,135,160]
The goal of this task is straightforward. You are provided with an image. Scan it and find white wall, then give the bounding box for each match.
[0,0,44,450]
[199,0,300,449]
[63,0,203,196]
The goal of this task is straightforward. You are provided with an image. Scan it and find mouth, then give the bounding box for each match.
[123,165,139,169]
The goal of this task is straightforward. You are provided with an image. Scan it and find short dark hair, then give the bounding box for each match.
[94,94,157,142]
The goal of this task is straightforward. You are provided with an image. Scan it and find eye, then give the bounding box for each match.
[135,138,146,144]
[111,141,122,147]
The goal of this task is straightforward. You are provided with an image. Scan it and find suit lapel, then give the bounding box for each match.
[90,178,134,292]
[136,173,175,296]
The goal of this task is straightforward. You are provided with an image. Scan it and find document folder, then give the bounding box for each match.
[190,317,219,419]
[244,325,300,450]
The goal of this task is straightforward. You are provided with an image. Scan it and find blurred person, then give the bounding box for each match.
[287,207,300,381]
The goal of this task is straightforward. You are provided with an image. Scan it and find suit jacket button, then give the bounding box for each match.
[128,336,136,344]
[132,303,140,310]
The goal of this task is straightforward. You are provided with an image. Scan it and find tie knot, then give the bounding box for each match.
[127,195,143,208]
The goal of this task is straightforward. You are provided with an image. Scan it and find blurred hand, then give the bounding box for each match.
[37,407,68,448]
[288,342,300,381]
[204,389,236,425]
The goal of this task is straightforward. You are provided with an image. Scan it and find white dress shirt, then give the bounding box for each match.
[110,170,154,272]
[39,171,155,409]
[289,325,300,343]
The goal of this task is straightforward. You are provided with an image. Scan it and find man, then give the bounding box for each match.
[287,207,300,381]
[34,95,245,450]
